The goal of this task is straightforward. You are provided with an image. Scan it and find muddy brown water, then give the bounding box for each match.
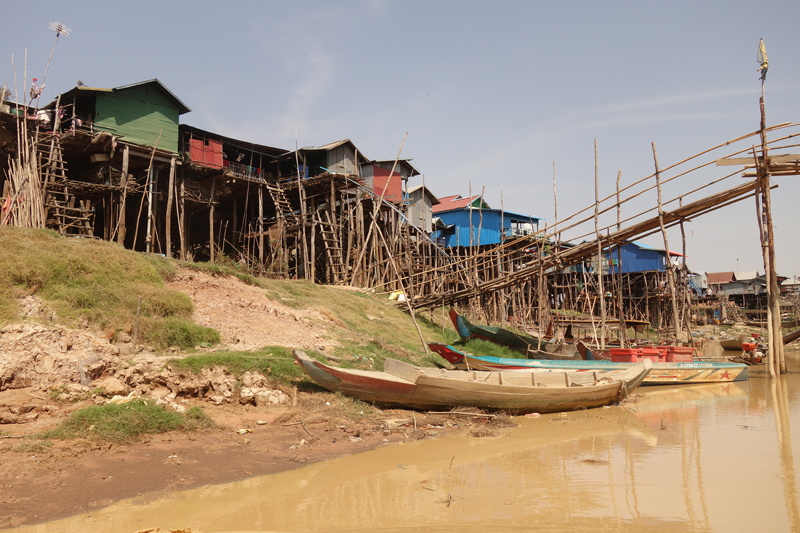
[13,348,800,532]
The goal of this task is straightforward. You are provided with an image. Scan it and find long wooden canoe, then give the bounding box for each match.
[428,343,748,385]
[450,308,548,352]
[450,309,585,360]
[294,349,651,415]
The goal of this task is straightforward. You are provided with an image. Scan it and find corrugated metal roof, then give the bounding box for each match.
[312,139,352,150]
[734,271,761,281]
[372,159,420,177]
[181,124,288,159]
[432,194,487,212]
[406,185,440,204]
[436,194,462,204]
[292,139,371,165]
[58,79,191,114]
[707,272,735,284]
[112,79,191,114]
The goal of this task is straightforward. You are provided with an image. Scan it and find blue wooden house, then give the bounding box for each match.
[607,241,669,274]
[432,199,544,248]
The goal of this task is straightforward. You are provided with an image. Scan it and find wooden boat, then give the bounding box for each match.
[450,308,549,353]
[428,343,748,385]
[719,336,745,350]
[294,349,652,415]
[784,328,800,345]
[450,309,584,360]
[745,318,800,329]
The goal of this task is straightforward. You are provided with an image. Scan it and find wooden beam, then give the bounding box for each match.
[717,153,800,166]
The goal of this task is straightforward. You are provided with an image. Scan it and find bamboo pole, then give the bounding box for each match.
[374,223,429,355]
[595,139,606,349]
[179,170,186,260]
[758,94,785,375]
[652,142,682,340]
[615,170,627,347]
[258,185,264,269]
[132,131,162,252]
[165,156,176,258]
[209,177,216,262]
[349,133,407,285]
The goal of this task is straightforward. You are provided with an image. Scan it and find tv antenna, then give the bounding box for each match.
[33,21,71,108]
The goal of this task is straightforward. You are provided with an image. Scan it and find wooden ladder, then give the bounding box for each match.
[317,210,346,284]
[264,181,298,225]
[37,133,95,236]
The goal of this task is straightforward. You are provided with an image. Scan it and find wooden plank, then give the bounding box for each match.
[717,153,800,166]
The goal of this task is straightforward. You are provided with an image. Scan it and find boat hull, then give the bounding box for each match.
[295,349,651,414]
[429,343,748,385]
[449,308,552,355]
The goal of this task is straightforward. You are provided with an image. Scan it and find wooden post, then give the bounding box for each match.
[179,171,186,261]
[258,185,264,269]
[310,200,316,283]
[150,166,160,253]
[165,157,176,258]
[374,223,429,355]
[757,94,785,375]
[117,145,129,245]
[652,142,682,340]
[500,190,506,327]
[209,177,216,263]
[594,139,606,350]
[615,170,627,347]
[679,196,694,345]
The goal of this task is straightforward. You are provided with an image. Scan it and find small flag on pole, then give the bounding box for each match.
[757,38,768,81]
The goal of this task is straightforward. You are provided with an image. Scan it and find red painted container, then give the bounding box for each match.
[654,346,670,358]
[638,348,665,363]
[741,342,757,352]
[610,348,639,363]
[666,346,694,363]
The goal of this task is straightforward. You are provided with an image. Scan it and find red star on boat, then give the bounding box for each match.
[719,370,731,380]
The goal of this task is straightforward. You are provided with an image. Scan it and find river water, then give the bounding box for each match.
[14,349,800,532]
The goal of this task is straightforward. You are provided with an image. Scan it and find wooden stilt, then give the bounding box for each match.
[165,157,176,258]
[652,142,682,340]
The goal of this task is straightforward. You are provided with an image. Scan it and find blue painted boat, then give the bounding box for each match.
[428,343,748,385]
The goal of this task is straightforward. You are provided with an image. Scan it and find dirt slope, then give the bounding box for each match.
[0,267,466,529]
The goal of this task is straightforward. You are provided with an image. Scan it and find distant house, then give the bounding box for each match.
[782,277,800,295]
[406,184,439,232]
[360,159,419,204]
[607,241,670,274]
[688,271,708,295]
[432,195,543,248]
[58,78,191,153]
[181,124,286,181]
[707,271,735,294]
[297,139,370,180]
[707,271,776,296]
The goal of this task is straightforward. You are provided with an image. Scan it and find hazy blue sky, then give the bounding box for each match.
[3,1,799,277]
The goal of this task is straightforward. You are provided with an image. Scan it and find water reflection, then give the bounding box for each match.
[13,354,800,533]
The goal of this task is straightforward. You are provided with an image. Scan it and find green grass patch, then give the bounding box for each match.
[140,317,221,350]
[0,226,219,350]
[167,346,303,383]
[455,338,528,359]
[0,227,464,363]
[40,401,215,443]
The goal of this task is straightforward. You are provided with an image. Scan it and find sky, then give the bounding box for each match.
[3,1,800,278]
